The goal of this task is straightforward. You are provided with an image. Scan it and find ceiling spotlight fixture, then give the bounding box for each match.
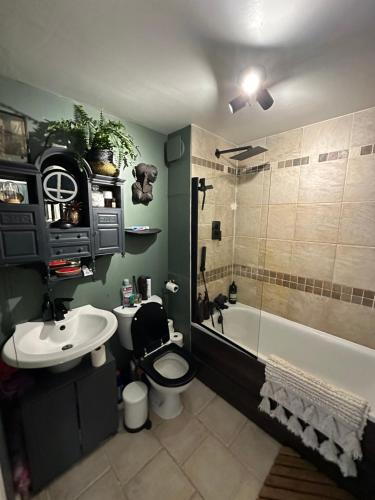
[240,66,265,96]
[229,65,274,114]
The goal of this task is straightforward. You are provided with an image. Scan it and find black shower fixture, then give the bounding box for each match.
[215,144,267,161]
[229,65,274,113]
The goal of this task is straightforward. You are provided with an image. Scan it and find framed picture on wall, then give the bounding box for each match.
[0,111,28,162]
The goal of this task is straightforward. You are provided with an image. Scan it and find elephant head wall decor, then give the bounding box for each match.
[131,163,158,205]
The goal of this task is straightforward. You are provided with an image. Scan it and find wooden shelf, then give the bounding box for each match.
[125,228,162,235]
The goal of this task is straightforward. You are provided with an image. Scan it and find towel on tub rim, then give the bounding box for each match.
[258,354,370,478]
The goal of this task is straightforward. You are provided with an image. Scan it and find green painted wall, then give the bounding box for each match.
[0,75,168,349]
[167,126,192,348]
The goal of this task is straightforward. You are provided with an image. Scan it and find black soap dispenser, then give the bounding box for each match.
[229,281,237,304]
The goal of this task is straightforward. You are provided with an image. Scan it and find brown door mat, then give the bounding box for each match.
[257,446,356,500]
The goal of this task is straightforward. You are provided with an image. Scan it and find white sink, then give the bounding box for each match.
[2,305,118,371]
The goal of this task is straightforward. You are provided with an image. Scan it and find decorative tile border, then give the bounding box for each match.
[360,144,375,156]
[232,264,375,309]
[237,163,270,176]
[197,264,232,285]
[318,149,348,162]
[278,156,309,168]
[192,155,225,172]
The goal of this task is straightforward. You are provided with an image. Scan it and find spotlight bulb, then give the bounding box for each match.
[240,66,265,96]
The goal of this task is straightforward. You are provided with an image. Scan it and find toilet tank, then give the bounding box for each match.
[113,295,162,351]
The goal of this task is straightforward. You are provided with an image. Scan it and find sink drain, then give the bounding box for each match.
[62,344,73,351]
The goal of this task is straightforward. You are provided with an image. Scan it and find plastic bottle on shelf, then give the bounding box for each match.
[122,279,133,307]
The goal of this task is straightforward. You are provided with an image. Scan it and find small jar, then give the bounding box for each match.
[111,198,117,208]
[103,190,113,208]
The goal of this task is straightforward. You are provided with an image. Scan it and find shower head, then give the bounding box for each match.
[215,145,267,161]
[230,145,267,161]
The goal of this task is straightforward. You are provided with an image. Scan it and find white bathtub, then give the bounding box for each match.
[201,301,375,422]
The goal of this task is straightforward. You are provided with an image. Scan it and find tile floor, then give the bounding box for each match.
[33,378,281,500]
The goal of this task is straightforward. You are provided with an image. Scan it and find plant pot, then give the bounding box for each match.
[86,149,119,177]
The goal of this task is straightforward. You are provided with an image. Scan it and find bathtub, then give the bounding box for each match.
[201,301,375,422]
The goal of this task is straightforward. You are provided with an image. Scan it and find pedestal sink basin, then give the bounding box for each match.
[2,305,118,372]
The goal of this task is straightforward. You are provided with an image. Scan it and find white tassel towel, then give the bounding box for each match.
[258,355,370,478]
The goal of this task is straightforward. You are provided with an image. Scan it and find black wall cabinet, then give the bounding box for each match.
[0,150,126,270]
[20,353,118,493]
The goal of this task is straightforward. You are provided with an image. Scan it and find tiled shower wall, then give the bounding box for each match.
[192,106,375,349]
[192,125,237,300]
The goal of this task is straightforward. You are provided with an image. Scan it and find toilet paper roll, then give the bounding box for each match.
[91,345,106,367]
[165,280,179,293]
[168,318,174,334]
[170,331,183,347]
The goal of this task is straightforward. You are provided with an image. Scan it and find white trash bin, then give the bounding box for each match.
[122,381,151,432]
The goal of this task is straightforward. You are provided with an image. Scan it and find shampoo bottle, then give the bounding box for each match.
[229,281,237,304]
[203,291,210,320]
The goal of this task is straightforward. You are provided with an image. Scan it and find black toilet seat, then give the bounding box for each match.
[140,343,197,388]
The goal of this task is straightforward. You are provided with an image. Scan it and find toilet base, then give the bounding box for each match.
[149,387,183,419]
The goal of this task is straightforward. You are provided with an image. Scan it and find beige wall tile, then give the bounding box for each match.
[237,172,265,206]
[333,245,375,290]
[267,204,296,240]
[235,206,261,238]
[287,289,330,332]
[261,283,290,318]
[265,128,302,162]
[269,167,300,204]
[212,237,234,268]
[295,203,341,243]
[198,224,211,240]
[301,114,352,155]
[339,202,375,246]
[192,124,237,168]
[324,299,375,349]
[291,241,336,281]
[198,202,215,225]
[265,239,292,273]
[351,107,375,147]
[298,160,347,203]
[234,237,260,267]
[214,204,235,237]
[192,163,217,179]
[343,156,375,202]
[206,277,232,300]
[236,276,262,308]
[213,175,236,206]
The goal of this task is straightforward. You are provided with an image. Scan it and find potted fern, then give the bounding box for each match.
[46,105,139,176]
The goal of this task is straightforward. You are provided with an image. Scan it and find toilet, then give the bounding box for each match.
[113,296,196,419]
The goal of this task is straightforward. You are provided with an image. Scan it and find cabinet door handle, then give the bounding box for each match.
[77,234,81,238]
[56,250,61,255]
[78,248,82,253]
[55,235,60,240]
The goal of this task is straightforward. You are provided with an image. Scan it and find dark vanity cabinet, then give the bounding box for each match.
[20,353,118,493]
[0,160,46,265]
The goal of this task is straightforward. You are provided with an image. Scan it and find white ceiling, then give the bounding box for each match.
[1,0,375,143]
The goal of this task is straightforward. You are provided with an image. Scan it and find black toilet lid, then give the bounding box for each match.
[131,302,170,357]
